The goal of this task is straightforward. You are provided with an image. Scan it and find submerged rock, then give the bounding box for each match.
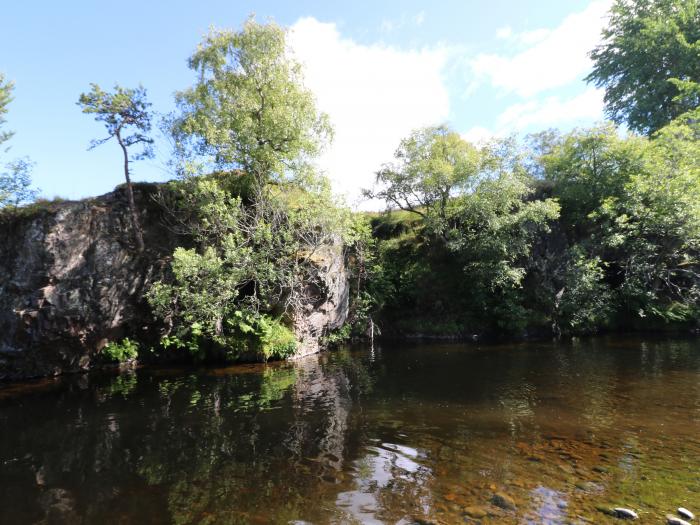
[595,505,617,517]
[462,506,488,519]
[678,508,695,520]
[613,507,639,520]
[490,492,516,510]
[667,515,692,525]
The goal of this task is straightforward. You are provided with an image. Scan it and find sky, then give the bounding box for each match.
[1,0,612,209]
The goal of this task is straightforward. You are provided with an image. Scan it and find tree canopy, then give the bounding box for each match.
[77,84,154,158]
[172,18,332,185]
[78,84,154,251]
[587,0,700,134]
[0,74,14,149]
[0,73,38,210]
[364,126,482,230]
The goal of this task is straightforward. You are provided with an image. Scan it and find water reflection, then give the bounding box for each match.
[0,337,700,524]
[524,486,569,525]
[337,442,431,524]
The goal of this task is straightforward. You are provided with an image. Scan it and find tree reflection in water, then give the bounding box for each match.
[1,337,700,524]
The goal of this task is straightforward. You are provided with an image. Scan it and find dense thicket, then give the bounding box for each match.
[363,112,700,338]
[145,19,356,361]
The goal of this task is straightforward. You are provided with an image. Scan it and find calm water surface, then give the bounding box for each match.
[1,337,700,524]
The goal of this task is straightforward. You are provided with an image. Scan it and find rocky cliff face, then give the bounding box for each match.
[0,184,349,380]
[293,244,350,358]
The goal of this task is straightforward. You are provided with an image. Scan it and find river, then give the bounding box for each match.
[1,336,699,524]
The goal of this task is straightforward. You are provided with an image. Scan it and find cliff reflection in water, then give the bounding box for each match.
[2,337,700,524]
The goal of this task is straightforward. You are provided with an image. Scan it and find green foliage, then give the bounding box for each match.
[78,83,154,251]
[0,73,14,148]
[448,171,560,331]
[587,0,700,134]
[77,84,154,158]
[591,109,700,323]
[340,213,390,337]
[148,170,354,360]
[3,11,696,351]
[540,114,699,328]
[366,113,700,337]
[147,18,354,360]
[255,316,297,359]
[364,128,561,335]
[101,338,139,363]
[148,245,242,345]
[541,124,647,233]
[171,18,332,184]
[0,158,38,209]
[0,73,39,211]
[364,125,481,231]
[321,323,352,347]
[555,250,613,335]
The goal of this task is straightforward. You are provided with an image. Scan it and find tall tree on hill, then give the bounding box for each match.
[78,84,154,252]
[587,0,700,135]
[363,125,482,233]
[171,17,332,188]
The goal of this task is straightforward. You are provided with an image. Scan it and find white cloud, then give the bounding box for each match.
[379,11,427,34]
[461,126,495,144]
[496,25,550,46]
[516,28,551,46]
[461,88,605,142]
[472,0,612,97]
[288,17,450,207]
[496,87,605,130]
[496,26,512,39]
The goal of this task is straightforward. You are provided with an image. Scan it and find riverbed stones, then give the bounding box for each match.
[575,480,603,493]
[557,461,575,474]
[490,492,516,510]
[462,506,488,519]
[667,515,692,525]
[613,507,639,520]
[595,505,617,517]
[678,508,695,520]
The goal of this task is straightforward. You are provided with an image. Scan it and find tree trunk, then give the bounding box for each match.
[117,132,145,253]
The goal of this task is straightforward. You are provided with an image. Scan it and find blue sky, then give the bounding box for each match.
[1,0,611,207]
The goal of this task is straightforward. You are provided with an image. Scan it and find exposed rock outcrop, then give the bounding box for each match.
[0,184,349,380]
[293,244,350,358]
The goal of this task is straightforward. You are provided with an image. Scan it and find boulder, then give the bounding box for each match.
[613,508,638,520]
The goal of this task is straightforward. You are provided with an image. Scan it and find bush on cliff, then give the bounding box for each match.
[101,338,139,363]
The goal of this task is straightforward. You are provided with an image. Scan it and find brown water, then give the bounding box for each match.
[1,337,699,524]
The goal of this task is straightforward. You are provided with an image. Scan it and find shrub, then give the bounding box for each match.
[101,338,139,363]
[257,317,297,360]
